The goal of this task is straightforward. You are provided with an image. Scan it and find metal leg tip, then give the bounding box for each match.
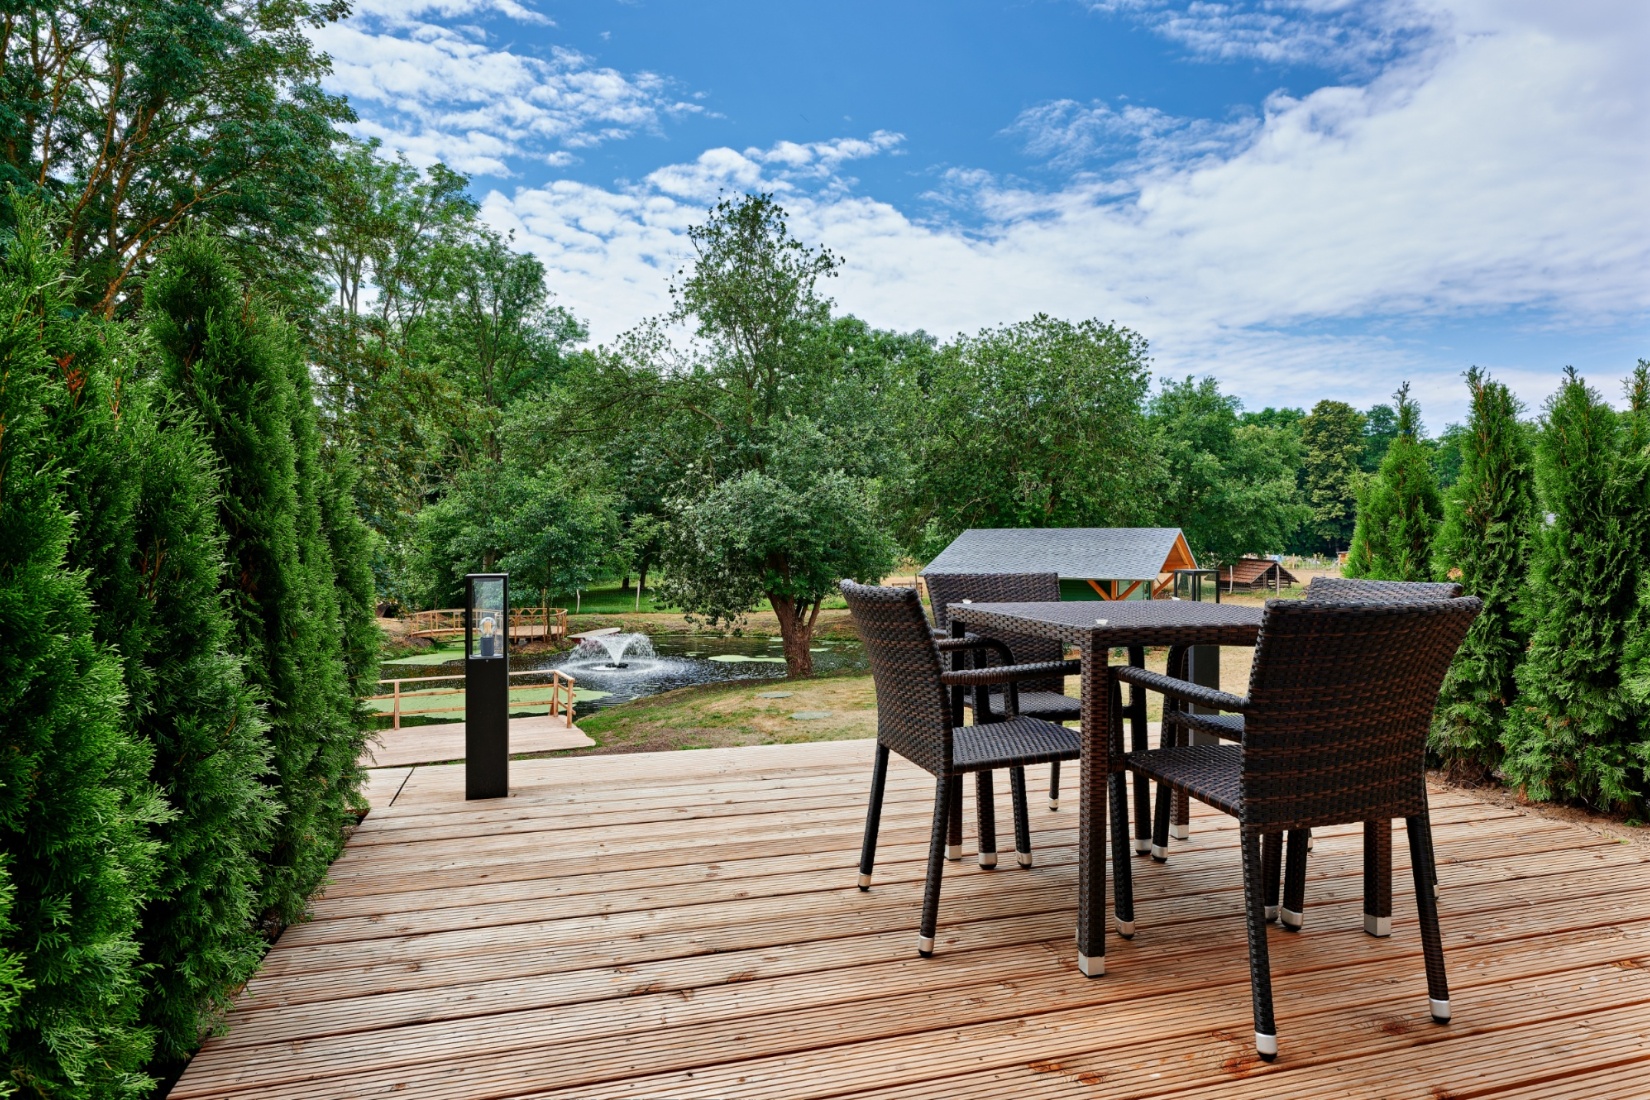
[1305,835,1315,850]
[945,843,962,861]
[1168,824,1189,841]
[1255,1033,1278,1060]
[1150,844,1168,862]
[1264,905,1279,923]
[979,852,998,869]
[1115,918,1135,939]
[1363,914,1391,938]
[1430,998,1451,1023]
[1016,850,1034,868]
[917,934,935,957]
[856,872,872,890]
[1077,953,1104,977]
[1133,838,1151,855]
[1049,799,1060,811]
[1280,908,1303,931]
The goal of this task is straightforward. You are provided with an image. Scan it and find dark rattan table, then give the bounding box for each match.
[948,599,1263,976]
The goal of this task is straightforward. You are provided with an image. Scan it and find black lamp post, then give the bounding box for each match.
[464,572,509,800]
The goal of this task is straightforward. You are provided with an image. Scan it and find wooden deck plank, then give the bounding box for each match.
[171,739,1650,1100]
[363,715,593,769]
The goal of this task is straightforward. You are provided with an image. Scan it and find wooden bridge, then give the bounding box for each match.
[404,607,568,644]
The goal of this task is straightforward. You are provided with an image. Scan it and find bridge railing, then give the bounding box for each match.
[403,607,568,642]
[367,668,579,730]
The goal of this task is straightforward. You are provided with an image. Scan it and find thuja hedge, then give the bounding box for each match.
[0,216,377,1092]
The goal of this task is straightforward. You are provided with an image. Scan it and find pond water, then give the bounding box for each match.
[378,631,867,715]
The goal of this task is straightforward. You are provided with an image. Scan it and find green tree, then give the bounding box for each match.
[0,212,167,1098]
[0,0,352,315]
[1148,376,1307,565]
[1345,383,1442,580]
[1299,399,1367,553]
[1502,368,1645,811]
[147,232,362,925]
[1430,369,1538,780]
[896,314,1157,557]
[1360,401,1399,473]
[1619,362,1650,730]
[661,419,898,674]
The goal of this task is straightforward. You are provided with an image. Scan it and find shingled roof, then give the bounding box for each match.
[921,528,1196,582]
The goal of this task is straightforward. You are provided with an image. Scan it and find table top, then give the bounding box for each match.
[948,599,1263,648]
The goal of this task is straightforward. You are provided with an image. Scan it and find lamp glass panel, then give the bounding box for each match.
[470,578,506,658]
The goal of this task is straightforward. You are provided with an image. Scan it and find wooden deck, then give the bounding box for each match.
[362,715,594,768]
[172,740,1650,1099]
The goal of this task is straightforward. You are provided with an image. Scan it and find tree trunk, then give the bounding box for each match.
[770,594,815,678]
[620,574,631,592]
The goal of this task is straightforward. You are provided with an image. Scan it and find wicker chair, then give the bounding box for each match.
[924,572,1079,812]
[1116,596,1480,1060]
[841,580,1083,955]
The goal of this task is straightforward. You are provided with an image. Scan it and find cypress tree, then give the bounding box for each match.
[1,207,165,1098]
[1430,368,1538,779]
[1620,362,1650,774]
[1503,368,1644,810]
[1345,382,1442,580]
[146,232,361,925]
[0,858,24,1029]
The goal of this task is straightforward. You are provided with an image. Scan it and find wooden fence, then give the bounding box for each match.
[404,607,569,643]
[368,668,579,730]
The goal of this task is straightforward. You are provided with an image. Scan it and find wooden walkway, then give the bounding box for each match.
[362,715,594,768]
[172,740,1650,1099]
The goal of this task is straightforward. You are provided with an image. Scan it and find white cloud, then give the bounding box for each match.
[477,0,1646,418]
[310,6,696,174]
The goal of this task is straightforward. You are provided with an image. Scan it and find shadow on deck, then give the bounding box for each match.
[172,741,1650,1099]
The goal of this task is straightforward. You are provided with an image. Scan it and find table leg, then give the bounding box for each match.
[1077,640,1113,976]
[1364,819,1392,937]
[1128,645,1150,855]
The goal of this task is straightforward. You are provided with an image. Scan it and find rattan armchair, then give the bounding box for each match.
[1117,596,1480,1060]
[924,572,1079,811]
[841,580,1083,956]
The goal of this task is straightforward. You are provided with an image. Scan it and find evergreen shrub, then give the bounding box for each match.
[1345,382,1442,581]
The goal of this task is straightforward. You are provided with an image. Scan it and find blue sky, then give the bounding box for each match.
[315,0,1649,425]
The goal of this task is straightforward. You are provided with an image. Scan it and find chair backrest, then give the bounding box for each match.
[840,580,952,775]
[1306,577,1462,601]
[923,572,1065,692]
[1239,597,1480,829]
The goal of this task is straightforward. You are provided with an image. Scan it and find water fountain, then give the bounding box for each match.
[571,632,657,671]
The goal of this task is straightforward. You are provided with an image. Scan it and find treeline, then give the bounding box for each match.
[1348,368,1650,815]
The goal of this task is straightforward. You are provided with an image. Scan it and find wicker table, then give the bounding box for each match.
[948,599,1263,976]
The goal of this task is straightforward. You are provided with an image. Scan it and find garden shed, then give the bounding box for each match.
[1216,556,1299,593]
[921,527,1198,601]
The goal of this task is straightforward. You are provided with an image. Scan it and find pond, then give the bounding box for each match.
[377,630,868,716]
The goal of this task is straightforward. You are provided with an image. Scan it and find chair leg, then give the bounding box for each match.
[1407,812,1451,1023]
[1281,829,1309,931]
[858,743,890,889]
[946,773,964,861]
[1010,766,1033,867]
[1364,819,1393,937]
[1109,770,1136,938]
[1129,646,1151,854]
[1049,759,1061,811]
[1168,647,1190,842]
[1151,778,1172,862]
[918,775,951,956]
[975,770,998,869]
[1241,831,1279,1061]
[1262,831,1283,922]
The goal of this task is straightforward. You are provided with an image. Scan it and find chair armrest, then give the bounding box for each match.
[1111,665,1249,713]
[934,634,1014,664]
[941,659,1081,687]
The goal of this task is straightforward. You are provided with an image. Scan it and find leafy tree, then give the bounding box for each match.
[0,211,167,1098]
[1502,368,1645,811]
[1360,401,1399,473]
[1430,422,1469,490]
[1299,399,1367,553]
[1148,376,1307,565]
[1430,369,1538,780]
[896,314,1157,558]
[147,232,361,925]
[1345,383,1442,580]
[0,0,352,315]
[660,420,898,675]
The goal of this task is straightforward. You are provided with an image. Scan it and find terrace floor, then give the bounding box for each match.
[171,740,1650,1099]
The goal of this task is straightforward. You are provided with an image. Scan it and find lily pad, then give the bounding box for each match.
[790,710,834,721]
[707,654,787,664]
[756,691,794,699]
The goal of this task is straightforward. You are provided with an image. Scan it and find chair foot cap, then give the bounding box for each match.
[1255,1033,1278,1059]
[1077,952,1104,977]
[1133,838,1151,855]
[1363,914,1391,938]
[856,872,872,890]
[1049,798,1060,811]
[1168,824,1189,841]
[917,935,935,956]
[1265,905,1279,922]
[1305,835,1315,850]
[1150,844,1168,862]
[1115,919,1134,939]
[1430,998,1451,1023]
[1434,881,1440,898]
[979,852,997,869]
[1016,850,1034,868]
[1280,908,1303,931]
